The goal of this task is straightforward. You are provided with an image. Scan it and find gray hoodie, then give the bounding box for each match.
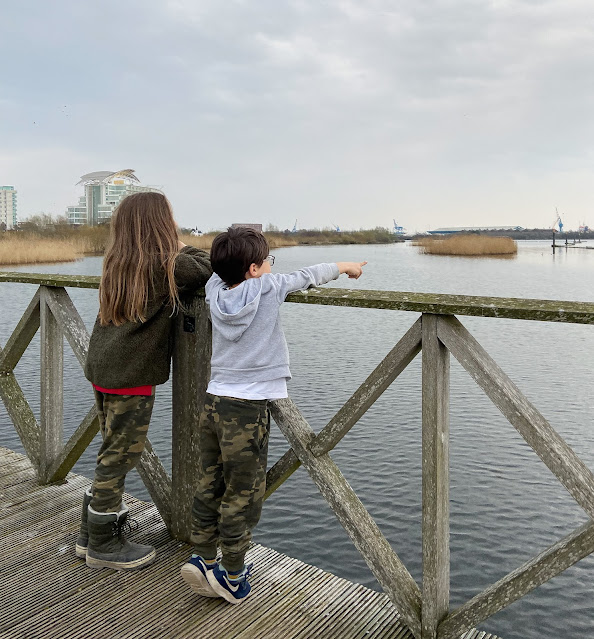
[206,263,340,384]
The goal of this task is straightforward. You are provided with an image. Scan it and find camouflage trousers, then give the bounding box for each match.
[191,393,270,573]
[91,390,155,513]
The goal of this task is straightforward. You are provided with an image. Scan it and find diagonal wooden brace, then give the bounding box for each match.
[270,397,423,639]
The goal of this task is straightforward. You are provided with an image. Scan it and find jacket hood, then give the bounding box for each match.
[206,274,262,342]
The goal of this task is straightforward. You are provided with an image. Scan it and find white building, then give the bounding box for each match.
[0,186,17,230]
[66,169,163,226]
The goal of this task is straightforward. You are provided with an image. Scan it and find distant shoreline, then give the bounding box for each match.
[3,226,589,267]
[0,229,403,266]
[411,229,594,241]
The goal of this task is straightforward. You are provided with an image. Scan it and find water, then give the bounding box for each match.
[1,241,593,639]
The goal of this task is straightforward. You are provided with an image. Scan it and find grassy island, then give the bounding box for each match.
[415,234,517,257]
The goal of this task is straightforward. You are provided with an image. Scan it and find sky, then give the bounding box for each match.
[1,0,593,233]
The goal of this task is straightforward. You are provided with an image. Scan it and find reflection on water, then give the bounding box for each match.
[1,242,593,639]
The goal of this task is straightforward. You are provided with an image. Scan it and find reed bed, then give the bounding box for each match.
[291,228,397,245]
[0,230,303,266]
[183,228,398,248]
[180,232,300,250]
[0,225,395,266]
[415,234,517,256]
[0,236,91,266]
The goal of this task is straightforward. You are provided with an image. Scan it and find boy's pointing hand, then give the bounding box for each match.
[337,261,368,279]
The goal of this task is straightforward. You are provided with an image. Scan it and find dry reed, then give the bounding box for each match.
[0,231,303,267]
[0,226,383,267]
[180,232,299,250]
[416,234,517,256]
[0,236,91,266]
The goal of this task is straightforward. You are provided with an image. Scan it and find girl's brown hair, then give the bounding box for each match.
[99,192,180,326]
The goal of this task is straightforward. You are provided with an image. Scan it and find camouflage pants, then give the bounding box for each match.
[191,393,270,573]
[91,390,155,513]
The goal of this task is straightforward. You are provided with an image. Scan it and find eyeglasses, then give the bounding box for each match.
[265,255,275,266]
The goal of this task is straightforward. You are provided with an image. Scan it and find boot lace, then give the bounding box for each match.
[111,517,139,540]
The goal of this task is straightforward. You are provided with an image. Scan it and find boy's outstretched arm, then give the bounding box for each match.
[272,261,367,302]
[336,261,367,279]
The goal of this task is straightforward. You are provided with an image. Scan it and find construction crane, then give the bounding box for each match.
[393,219,405,235]
[330,222,340,232]
[552,208,563,233]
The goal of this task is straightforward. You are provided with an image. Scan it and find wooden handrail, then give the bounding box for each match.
[0,272,101,288]
[2,271,594,323]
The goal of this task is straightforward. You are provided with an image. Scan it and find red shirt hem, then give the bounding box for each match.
[92,384,154,396]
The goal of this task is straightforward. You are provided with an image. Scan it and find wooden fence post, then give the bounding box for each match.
[39,286,63,483]
[421,314,450,639]
[170,294,211,540]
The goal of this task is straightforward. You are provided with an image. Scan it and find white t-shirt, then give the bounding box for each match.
[207,377,288,400]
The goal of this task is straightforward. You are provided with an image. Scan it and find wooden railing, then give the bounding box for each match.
[1,271,594,639]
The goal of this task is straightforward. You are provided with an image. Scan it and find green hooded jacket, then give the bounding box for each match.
[84,246,211,388]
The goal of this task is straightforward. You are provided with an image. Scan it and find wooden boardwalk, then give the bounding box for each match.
[0,447,501,639]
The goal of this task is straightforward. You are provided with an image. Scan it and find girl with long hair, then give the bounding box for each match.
[76,191,211,570]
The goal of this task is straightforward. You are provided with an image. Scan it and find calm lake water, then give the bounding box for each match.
[1,241,593,639]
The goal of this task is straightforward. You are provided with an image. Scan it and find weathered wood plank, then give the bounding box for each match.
[310,318,422,457]
[0,477,87,536]
[438,520,594,639]
[0,513,171,633]
[136,437,172,527]
[0,272,100,289]
[0,288,40,372]
[270,397,422,639]
[0,463,37,492]
[0,447,28,463]
[264,448,301,500]
[0,372,40,465]
[171,296,211,540]
[39,288,63,483]
[45,405,99,482]
[0,469,65,507]
[6,545,271,638]
[43,286,90,368]
[285,287,594,325]
[421,315,450,639]
[437,315,594,520]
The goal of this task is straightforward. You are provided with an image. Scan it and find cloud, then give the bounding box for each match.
[1,0,594,230]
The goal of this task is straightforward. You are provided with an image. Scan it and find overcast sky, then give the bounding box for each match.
[1,0,593,232]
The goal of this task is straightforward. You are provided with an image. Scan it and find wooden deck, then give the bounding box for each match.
[0,447,500,639]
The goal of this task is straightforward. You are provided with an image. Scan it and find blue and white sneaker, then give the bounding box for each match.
[180,555,219,598]
[206,563,252,604]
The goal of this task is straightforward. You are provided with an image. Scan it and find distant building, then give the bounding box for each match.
[428,226,524,235]
[0,186,17,230]
[231,223,263,232]
[66,170,163,226]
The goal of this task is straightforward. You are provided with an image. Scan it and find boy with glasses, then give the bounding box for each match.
[181,225,366,604]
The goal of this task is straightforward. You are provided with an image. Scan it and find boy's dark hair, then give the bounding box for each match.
[210,226,269,286]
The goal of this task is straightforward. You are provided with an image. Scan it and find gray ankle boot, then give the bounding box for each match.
[76,489,129,558]
[75,487,93,558]
[86,504,156,570]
